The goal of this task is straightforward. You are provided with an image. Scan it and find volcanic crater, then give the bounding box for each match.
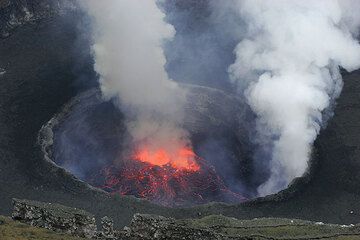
[2,0,360,230]
[39,85,258,207]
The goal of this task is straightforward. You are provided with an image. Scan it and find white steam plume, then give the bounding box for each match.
[80,0,190,155]
[228,0,360,196]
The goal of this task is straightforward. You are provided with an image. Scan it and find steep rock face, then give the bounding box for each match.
[122,214,360,240]
[6,199,273,239]
[100,216,115,239]
[12,198,97,238]
[10,199,360,240]
[0,0,76,38]
[122,214,234,240]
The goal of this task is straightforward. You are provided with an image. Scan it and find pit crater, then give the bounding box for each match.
[39,84,262,207]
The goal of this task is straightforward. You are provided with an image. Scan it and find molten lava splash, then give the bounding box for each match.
[134,147,200,172]
[92,147,246,206]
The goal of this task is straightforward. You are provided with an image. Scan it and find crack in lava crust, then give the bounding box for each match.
[89,147,247,207]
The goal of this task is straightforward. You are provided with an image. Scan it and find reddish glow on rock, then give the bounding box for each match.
[133,147,200,172]
[90,146,247,206]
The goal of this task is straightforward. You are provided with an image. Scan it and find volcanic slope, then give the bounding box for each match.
[1,0,360,228]
[2,213,360,240]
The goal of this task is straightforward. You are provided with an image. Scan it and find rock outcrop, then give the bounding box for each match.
[12,198,97,238]
[99,216,116,239]
[0,0,76,38]
[121,214,234,240]
[8,199,274,239]
[11,199,360,240]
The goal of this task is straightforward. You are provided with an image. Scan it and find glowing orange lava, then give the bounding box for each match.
[133,147,200,172]
[90,146,247,206]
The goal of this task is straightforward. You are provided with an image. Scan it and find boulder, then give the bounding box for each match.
[12,198,97,238]
[12,199,358,240]
[100,216,116,239]
[122,214,240,240]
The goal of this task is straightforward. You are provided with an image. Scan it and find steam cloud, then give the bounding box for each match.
[80,0,190,157]
[80,0,360,198]
[227,0,360,196]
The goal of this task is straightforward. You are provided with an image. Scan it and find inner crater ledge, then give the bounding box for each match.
[38,84,262,207]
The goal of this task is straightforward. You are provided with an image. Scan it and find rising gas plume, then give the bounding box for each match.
[79,0,360,200]
[227,0,360,195]
[80,0,192,161]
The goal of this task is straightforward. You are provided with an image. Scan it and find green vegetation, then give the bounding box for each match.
[1,213,360,240]
[183,215,360,239]
[0,216,84,240]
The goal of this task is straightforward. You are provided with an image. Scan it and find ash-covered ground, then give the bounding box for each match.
[1,0,360,228]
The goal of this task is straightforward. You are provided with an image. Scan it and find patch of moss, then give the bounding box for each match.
[183,215,360,239]
[0,216,85,240]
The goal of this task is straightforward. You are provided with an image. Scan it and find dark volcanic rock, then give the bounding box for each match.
[39,85,254,206]
[12,198,97,238]
[120,214,360,240]
[9,199,360,240]
[0,0,76,38]
[100,216,116,239]
[10,199,251,239]
[2,0,360,231]
[122,214,228,240]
